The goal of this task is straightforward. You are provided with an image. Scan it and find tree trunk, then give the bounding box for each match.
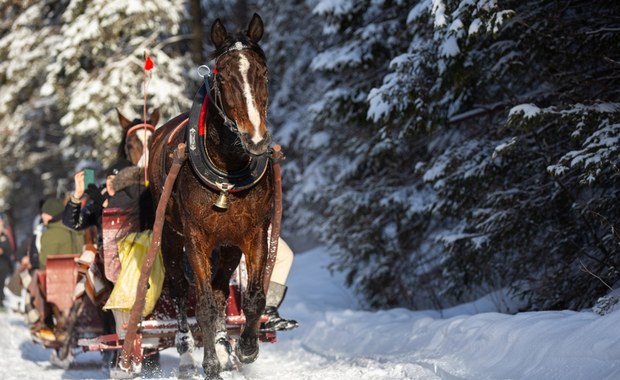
[190,0,204,64]
[234,0,248,28]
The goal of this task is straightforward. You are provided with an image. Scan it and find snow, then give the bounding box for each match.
[432,0,448,28]
[468,18,483,35]
[2,246,620,379]
[312,0,356,18]
[440,36,460,58]
[509,103,541,119]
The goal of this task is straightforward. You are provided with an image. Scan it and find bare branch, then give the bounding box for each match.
[580,260,613,291]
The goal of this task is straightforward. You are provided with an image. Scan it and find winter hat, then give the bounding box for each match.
[41,198,65,218]
[105,159,132,177]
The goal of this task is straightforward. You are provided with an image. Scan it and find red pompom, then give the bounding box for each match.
[144,55,154,71]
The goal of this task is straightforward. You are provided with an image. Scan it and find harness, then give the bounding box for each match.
[186,74,270,194]
[161,65,270,202]
[124,123,155,162]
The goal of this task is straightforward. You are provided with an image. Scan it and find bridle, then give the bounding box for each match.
[125,123,154,160]
[209,67,240,135]
[126,123,155,137]
[125,122,155,185]
[183,43,271,201]
[199,41,259,137]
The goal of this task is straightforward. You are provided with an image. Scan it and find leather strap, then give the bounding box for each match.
[185,77,270,193]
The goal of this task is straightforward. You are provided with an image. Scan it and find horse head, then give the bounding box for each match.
[117,108,159,167]
[210,13,271,157]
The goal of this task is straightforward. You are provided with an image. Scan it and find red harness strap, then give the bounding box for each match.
[167,118,189,145]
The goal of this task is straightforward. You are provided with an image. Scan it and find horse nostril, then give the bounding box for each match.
[242,132,271,154]
[263,133,272,146]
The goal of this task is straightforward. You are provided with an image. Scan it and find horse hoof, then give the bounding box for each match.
[235,339,259,364]
[109,367,139,379]
[50,349,74,369]
[215,336,237,371]
[178,352,197,379]
[202,357,224,380]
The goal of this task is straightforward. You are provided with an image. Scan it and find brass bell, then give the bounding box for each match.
[213,182,234,211]
[214,191,229,210]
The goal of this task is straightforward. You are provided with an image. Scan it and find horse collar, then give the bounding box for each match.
[186,79,270,193]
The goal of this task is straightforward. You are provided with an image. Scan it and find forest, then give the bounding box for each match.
[1,0,619,312]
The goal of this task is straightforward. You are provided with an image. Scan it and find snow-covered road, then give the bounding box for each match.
[2,247,620,379]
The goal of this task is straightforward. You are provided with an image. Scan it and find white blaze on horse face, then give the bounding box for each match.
[238,52,263,145]
[136,129,152,168]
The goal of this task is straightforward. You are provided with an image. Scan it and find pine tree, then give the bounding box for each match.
[303,0,620,310]
[0,0,194,234]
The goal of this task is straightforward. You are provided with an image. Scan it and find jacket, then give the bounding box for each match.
[63,195,105,245]
[0,233,13,276]
[39,219,84,269]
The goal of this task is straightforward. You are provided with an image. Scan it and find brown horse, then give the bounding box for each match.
[147,14,274,379]
[116,108,159,167]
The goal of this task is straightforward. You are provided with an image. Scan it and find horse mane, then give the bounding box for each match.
[208,32,266,62]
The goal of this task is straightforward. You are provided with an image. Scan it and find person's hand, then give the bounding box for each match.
[85,184,106,206]
[21,256,31,270]
[74,171,85,199]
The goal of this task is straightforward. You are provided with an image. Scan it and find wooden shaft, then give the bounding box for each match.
[263,144,284,293]
[119,143,187,371]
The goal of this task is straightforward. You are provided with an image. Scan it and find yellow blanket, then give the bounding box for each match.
[103,231,165,316]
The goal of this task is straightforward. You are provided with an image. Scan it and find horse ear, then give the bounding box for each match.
[247,13,264,43]
[211,18,227,49]
[149,108,160,127]
[117,108,131,130]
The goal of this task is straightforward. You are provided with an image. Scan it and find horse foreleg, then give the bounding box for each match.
[212,246,243,370]
[173,296,194,353]
[161,225,196,377]
[236,235,268,364]
[174,295,198,379]
[186,241,226,380]
[236,281,265,364]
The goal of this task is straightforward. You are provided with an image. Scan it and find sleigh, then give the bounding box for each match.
[33,209,276,377]
[27,249,108,368]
